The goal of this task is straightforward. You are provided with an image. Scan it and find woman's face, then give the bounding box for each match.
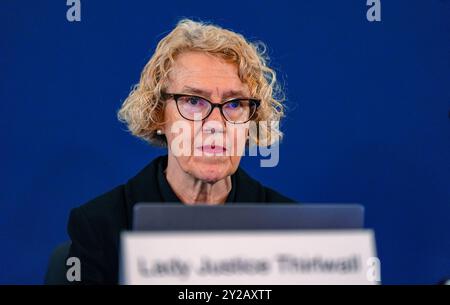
[162,51,251,183]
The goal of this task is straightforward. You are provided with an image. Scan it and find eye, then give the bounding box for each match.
[226,100,241,109]
[187,97,201,105]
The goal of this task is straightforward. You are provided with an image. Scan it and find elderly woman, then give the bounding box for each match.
[67,19,295,284]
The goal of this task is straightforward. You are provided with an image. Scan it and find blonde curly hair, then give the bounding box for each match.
[117,18,286,147]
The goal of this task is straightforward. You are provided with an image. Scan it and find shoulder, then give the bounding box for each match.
[75,184,128,225]
[68,155,165,232]
[263,185,296,203]
[234,167,297,203]
[68,185,129,242]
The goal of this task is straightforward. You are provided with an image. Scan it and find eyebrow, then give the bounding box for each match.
[180,85,247,100]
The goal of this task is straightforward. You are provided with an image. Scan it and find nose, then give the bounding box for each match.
[203,105,225,134]
[205,105,225,124]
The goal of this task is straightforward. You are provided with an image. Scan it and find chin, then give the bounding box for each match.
[190,157,232,183]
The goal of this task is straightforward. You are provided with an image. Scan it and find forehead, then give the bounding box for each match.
[167,51,249,97]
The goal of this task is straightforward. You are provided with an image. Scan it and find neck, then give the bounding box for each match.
[165,155,232,205]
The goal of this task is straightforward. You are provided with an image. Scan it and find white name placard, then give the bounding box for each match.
[120,230,379,285]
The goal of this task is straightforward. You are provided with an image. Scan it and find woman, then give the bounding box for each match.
[67,18,295,284]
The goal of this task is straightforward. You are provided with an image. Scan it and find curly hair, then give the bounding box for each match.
[117,18,286,147]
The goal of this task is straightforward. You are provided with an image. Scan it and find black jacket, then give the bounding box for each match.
[67,155,295,284]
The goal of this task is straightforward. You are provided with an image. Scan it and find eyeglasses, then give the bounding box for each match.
[163,93,260,124]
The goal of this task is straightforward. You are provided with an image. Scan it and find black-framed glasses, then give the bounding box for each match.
[163,93,260,124]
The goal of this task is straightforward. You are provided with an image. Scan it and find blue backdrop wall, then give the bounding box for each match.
[0,0,449,284]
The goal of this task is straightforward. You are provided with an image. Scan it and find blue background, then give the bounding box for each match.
[0,0,449,284]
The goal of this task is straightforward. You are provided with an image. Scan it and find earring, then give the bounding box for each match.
[156,129,163,135]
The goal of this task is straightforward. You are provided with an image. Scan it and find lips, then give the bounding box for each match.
[197,145,227,154]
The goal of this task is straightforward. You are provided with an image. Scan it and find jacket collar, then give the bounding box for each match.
[123,155,266,223]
